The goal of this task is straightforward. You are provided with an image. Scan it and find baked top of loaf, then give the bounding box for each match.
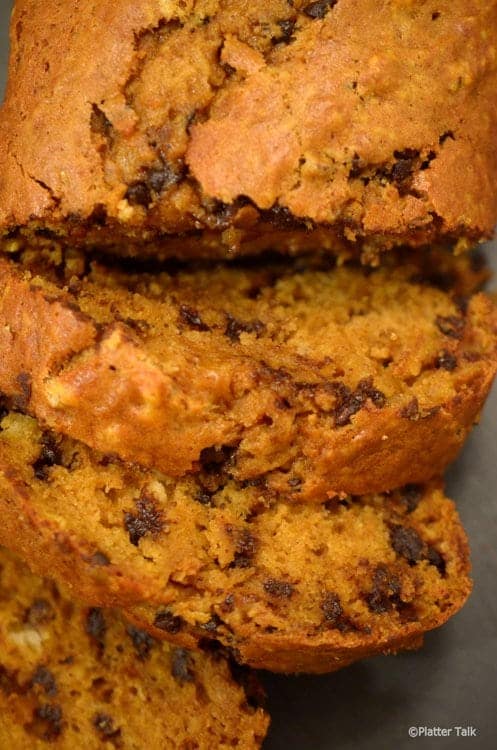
[1,1,496,259]
[0,247,495,501]
[0,548,269,750]
[0,409,472,674]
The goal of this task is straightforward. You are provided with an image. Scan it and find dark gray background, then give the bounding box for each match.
[1,5,495,748]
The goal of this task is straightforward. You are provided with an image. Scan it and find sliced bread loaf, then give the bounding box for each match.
[0,409,471,674]
[1,1,497,259]
[0,248,495,501]
[0,547,269,749]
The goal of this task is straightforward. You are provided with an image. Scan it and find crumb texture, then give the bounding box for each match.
[0,547,269,749]
[0,247,495,501]
[0,410,472,673]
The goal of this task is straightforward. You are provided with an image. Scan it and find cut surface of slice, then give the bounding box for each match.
[1,1,497,259]
[0,547,269,749]
[0,248,495,501]
[0,410,472,674]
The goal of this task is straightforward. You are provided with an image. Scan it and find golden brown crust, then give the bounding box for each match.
[0,547,269,749]
[0,248,495,501]
[0,411,472,674]
[1,1,496,259]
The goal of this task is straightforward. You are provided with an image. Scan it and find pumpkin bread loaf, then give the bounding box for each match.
[0,247,495,501]
[0,547,269,750]
[1,1,497,260]
[0,410,472,674]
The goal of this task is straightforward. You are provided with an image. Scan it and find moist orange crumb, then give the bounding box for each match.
[0,547,269,749]
[0,246,495,501]
[0,410,472,674]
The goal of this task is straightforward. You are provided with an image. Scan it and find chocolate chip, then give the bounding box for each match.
[426,546,446,576]
[262,204,309,230]
[230,528,257,569]
[333,378,386,427]
[356,377,387,408]
[29,704,63,741]
[126,625,155,660]
[14,371,32,410]
[85,608,107,649]
[392,148,419,161]
[263,579,295,598]
[195,488,214,506]
[179,304,210,332]
[390,524,423,563]
[391,158,415,183]
[221,594,235,613]
[349,153,363,178]
[32,666,57,697]
[33,432,63,480]
[272,18,297,44]
[199,445,236,474]
[25,599,55,627]
[400,398,419,420]
[436,351,457,371]
[439,130,454,144]
[365,566,401,614]
[90,104,113,140]
[303,0,337,20]
[436,315,465,340]
[321,592,343,627]
[208,199,237,229]
[389,148,420,184]
[231,552,254,569]
[334,389,363,427]
[400,484,422,513]
[200,614,222,633]
[420,150,437,171]
[469,250,485,272]
[154,609,184,634]
[126,160,184,207]
[89,203,108,227]
[93,713,121,739]
[146,162,183,193]
[224,313,266,343]
[365,589,389,614]
[171,649,195,685]
[221,61,237,76]
[240,476,268,491]
[124,493,164,546]
[125,181,151,207]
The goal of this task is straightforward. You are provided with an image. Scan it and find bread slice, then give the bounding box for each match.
[0,248,495,502]
[0,546,269,749]
[0,409,471,674]
[1,2,497,259]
